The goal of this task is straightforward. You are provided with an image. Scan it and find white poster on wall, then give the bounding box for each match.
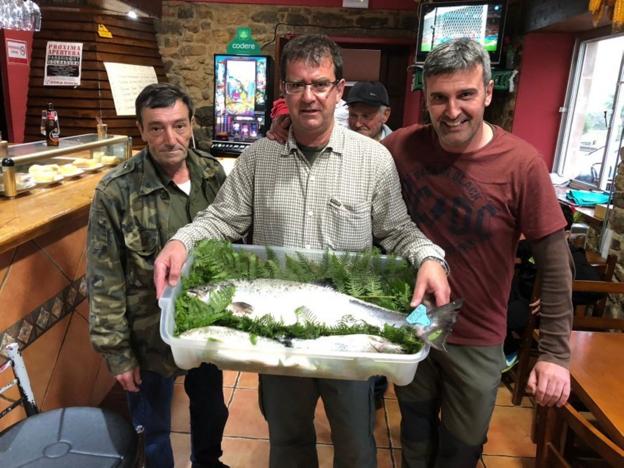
[104,62,158,116]
[44,41,83,86]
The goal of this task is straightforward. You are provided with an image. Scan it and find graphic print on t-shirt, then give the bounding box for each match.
[401,164,499,258]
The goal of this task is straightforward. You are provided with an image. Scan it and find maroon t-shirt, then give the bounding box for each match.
[383,124,566,346]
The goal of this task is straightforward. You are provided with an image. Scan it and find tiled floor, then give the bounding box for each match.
[171,372,536,468]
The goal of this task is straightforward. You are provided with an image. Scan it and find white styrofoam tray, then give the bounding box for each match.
[159,244,429,385]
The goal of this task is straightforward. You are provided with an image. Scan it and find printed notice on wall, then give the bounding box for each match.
[44,41,83,86]
[104,62,158,116]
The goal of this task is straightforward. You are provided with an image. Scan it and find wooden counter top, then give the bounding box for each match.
[0,171,108,254]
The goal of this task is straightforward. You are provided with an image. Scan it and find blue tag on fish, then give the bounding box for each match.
[406,304,431,327]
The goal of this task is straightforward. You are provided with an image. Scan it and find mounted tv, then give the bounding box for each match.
[415,1,507,65]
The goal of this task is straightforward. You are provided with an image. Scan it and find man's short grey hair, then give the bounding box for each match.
[423,38,492,88]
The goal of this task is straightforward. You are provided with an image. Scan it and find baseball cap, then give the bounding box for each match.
[345,81,390,107]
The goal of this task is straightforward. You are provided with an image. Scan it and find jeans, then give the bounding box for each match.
[127,363,228,468]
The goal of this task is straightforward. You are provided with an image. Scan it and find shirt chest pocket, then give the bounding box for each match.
[124,228,159,289]
[322,198,372,251]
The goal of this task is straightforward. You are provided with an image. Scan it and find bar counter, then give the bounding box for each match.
[0,169,116,432]
[0,171,106,254]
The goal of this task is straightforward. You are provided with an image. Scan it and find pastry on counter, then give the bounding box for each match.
[73,157,100,169]
[100,155,120,165]
[0,173,35,193]
[28,164,63,184]
[59,163,83,177]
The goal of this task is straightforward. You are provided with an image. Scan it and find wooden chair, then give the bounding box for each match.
[507,253,623,406]
[0,343,143,467]
[542,402,624,467]
[506,271,541,406]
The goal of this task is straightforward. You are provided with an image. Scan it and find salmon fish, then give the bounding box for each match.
[187,279,462,351]
[180,326,404,354]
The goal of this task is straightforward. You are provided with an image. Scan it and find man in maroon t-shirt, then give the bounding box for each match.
[383,38,573,467]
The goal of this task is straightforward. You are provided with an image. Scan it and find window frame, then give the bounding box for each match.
[554,30,624,191]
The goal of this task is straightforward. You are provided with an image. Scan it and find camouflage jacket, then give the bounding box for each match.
[87,147,226,377]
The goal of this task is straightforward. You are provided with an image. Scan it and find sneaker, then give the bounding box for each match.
[501,351,519,373]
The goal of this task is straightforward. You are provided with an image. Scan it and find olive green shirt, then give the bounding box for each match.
[152,152,214,240]
[87,147,226,377]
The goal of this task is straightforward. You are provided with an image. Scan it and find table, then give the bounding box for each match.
[535,331,624,465]
[568,331,624,446]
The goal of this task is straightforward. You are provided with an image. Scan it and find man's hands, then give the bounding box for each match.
[527,360,570,407]
[154,240,188,298]
[266,115,290,144]
[116,367,142,392]
[411,259,451,307]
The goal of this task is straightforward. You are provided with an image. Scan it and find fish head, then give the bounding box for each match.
[187,281,233,301]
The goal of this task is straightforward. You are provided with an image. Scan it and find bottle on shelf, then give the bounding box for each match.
[40,110,47,137]
[45,103,60,146]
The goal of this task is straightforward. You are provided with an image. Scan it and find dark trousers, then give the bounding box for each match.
[395,345,504,468]
[127,363,228,468]
[259,374,377,468]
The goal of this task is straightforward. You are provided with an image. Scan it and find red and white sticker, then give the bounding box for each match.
[7,39,28,64]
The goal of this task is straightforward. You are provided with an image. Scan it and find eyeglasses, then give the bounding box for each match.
[283,80,340,95]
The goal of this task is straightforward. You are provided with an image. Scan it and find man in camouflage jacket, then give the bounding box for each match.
[88,83,229,468]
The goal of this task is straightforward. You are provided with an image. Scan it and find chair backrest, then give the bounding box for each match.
[582,253,617,315]
[0,343,39,421]
[546,403,624,467]
[571,279,624,331]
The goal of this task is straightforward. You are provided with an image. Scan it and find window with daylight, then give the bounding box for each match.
[555,34,624,191]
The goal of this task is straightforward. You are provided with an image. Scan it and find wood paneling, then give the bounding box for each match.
[26,8,166,146]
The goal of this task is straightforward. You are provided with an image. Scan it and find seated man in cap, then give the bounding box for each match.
[346,80,393,141]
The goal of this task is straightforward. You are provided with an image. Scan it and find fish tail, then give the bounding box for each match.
[417,300,462,351]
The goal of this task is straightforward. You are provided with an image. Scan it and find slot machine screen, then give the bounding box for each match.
[212,54,272,156]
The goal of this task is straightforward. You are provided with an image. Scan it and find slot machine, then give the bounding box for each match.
[211,54,273,158]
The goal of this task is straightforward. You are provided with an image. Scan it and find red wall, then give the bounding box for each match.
[512,32,575,170]
[191,0,418,10]
[0,30,33,143]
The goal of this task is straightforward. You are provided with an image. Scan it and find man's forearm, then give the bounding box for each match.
[530,230,574,367]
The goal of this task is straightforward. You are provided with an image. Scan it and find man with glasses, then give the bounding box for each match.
[154,34,450,468]
[269,80,393,145]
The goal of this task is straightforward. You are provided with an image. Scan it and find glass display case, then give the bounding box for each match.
[1,133,131,197]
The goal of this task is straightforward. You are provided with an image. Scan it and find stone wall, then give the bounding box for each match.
[606,158,624,317]
[156,1,418,150]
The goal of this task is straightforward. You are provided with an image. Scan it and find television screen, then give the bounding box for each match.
[415,1,506,64]
[213,54,271,144]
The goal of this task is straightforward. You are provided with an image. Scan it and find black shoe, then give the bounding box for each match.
[192,462,230,468]
[374,394,384,410]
